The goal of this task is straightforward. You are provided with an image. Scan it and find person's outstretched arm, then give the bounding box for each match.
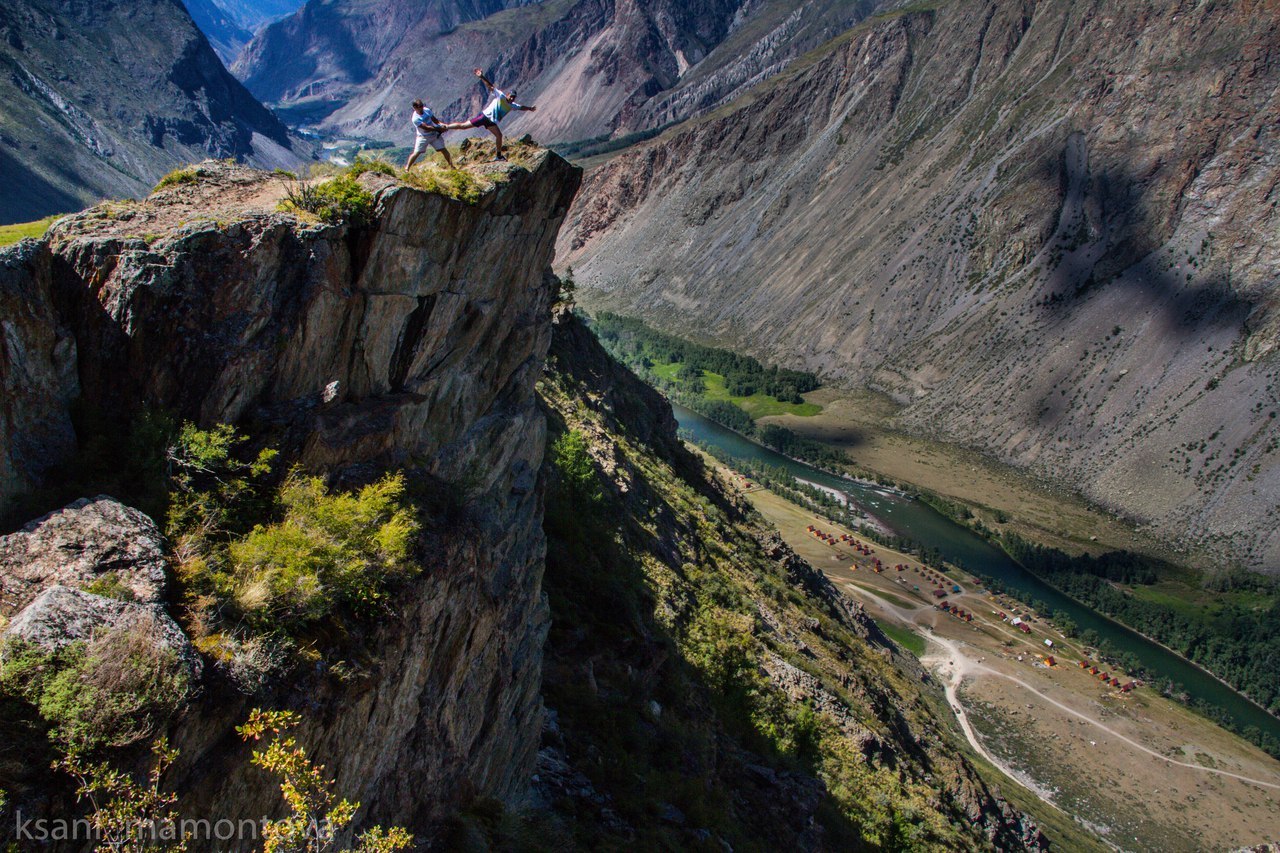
[474,68,496,92]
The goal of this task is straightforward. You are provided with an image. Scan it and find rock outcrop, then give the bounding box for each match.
[562,0,1280,571]
[0,496,168,616]
[0,151,580,839]
[4,586,199,679]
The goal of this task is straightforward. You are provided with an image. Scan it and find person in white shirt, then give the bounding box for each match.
[405,99,454,170]
[443,69,536,162]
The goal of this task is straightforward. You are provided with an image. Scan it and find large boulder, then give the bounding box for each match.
[0,496,167,617]
[4,585,201,679]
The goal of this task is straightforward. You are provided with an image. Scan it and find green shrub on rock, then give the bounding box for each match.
[229,473,419,631]
[0,627,192,751]
[279,174,375,225]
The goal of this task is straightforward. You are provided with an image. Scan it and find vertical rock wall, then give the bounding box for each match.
[0,152,581,838]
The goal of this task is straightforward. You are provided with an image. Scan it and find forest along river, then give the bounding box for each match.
[673,403,1280,743]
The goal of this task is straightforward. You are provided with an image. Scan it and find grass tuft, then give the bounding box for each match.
[153,167,201,192]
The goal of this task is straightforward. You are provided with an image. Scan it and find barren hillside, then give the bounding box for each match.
[560,0,1280,571]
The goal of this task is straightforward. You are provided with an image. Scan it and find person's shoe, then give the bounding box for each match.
[493,155,508,162]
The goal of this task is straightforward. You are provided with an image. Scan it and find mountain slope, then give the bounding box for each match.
[182,0,254,61]
[559,0,1280,571]
[232,0,886,144]
[532,312,1050,849]
[0,0,308,224]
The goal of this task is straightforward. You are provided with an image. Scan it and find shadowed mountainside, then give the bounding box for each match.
[0,0,309,224]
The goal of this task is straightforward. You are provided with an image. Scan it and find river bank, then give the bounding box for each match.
[720,469,1280,851]
[673,402,1280,748]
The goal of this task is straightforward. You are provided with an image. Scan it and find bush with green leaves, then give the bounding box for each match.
[344,160,397,179]
[279,175,375,225]
[168,424,420,648]
[239,708,412,852]
[550,430,602,508]
[227,473,420,631]
[167,422,278,548]
[0,627,192,752]
[57,738,190,850]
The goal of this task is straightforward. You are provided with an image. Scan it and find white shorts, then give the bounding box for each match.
[413,132,445,154]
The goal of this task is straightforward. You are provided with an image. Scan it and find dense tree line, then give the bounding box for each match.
[1001,533,1164,584]
[591,312,820,403]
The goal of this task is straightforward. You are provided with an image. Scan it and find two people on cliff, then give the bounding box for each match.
[403,68,536,170]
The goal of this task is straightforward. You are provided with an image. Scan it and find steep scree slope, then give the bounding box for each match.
[0,0,308,224]
[0,152,581,838]
[561,0,1280,571]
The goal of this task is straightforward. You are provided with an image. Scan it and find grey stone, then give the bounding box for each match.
[0,496,167,617]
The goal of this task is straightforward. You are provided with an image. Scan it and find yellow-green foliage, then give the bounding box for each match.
[550,430,602,507]
[229,473,419,630]
[278,175,375,225]
[238,709,412,852]
[401,167,485,203]
[56,739,189,850]
[344,159,397,179]
[0,628,191,751]
[154,167,201,192]
[0,215,60,247]
[167,422,278,546]
[684,605,759,694]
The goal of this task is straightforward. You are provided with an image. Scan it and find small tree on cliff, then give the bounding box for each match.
[238,709,412,853]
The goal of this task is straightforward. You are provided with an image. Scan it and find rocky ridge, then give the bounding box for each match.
[561,0,1280,570]
[0,152,580,840]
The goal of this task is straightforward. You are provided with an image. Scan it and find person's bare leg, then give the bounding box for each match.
[439,148,455,169]
[404,150,420,171]
[488,125,504,159]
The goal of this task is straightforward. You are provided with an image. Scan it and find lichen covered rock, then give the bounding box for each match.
[0,496,167,616]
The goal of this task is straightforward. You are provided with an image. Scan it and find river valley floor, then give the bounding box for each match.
[760,387,1189,565]
[707,459,1280,851]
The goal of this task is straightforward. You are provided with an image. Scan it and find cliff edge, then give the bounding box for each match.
[0,150,580,839]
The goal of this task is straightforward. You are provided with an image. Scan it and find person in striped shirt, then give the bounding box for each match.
[444,68,536,162]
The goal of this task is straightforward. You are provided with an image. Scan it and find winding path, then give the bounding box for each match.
[849,582,1280,794]
[926,633,1280,793]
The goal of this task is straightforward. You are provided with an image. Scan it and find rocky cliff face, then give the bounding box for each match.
[0,152,581,839]
[561,0,1280,571]
[0,0,309,224]
[232,0,887,145]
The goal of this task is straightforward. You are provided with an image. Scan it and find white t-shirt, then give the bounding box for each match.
[482,90,522,123]
[413,108,440,136]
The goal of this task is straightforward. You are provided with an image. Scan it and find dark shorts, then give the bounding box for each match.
[469,114,496,128]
